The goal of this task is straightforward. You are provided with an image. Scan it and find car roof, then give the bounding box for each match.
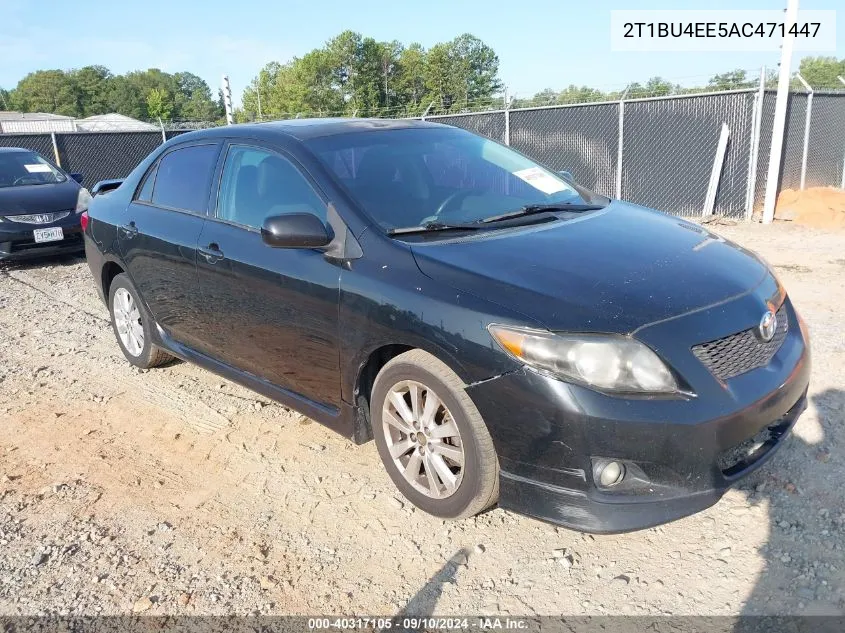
[0,147,40,154]
[173,117,452,144]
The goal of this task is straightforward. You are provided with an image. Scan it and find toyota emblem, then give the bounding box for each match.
[758,310,778,342]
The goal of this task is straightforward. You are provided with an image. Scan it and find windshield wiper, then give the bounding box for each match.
[480,202,606,224]
[386,221,486,236]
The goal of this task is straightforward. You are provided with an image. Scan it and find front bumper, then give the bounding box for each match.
[466,294,811,533]
[0,214,84,261]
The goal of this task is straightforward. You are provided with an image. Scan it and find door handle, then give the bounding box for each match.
[120,221,138,238]
[199,242,224,263]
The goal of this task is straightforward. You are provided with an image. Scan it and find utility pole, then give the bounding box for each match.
[221,75,234,126]
[762,0,799,224]
[794,73,813,190]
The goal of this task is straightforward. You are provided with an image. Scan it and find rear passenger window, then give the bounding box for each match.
[135,163,157,202]
[151,144,218,214]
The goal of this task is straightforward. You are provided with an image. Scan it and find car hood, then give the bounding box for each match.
[0,179,80,215]
[410,202,769,333]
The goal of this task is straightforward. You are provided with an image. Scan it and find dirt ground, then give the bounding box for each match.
[775,186,845,229]
[1,221,844,617]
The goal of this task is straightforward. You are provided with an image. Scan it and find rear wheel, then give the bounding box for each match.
[371,350,499,519]
[108,273,172,369]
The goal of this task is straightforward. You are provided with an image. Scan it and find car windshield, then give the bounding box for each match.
[0,152,67,188]
[306,127,604,231]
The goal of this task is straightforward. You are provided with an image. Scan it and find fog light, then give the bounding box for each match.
[597,460,625,487]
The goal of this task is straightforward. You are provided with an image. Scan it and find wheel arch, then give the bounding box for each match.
[101,259,126,301]
[350,342,472,444]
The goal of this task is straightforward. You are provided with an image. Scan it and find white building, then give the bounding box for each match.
[0,112,76,133]
[0,112,160,134]
[75,113,159,132]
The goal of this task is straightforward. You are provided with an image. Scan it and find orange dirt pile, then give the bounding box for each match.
[775,186,845,229]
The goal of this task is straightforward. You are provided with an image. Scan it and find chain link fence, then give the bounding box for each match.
[806,94,845,189]
[0,134,55,163]
[426,88,845,218]
[751,91,777,215]
[780,93,808,192]
[423,112,507,145]
[509,103,619,197]
[622,91,755,217]
[2,89,844,216]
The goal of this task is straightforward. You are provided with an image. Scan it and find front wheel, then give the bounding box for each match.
[371,350,499,519]
[108,273,172,369]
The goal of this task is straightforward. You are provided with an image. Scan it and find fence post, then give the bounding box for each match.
[504,86,510,146]
[762,0,799,224]
[703,123,731,217]
[795,73,813,190]
[840,77,845,189]
[158,117,167,144]
[615,87,629,200]
[50,132,61,168]
[744,66,766,220]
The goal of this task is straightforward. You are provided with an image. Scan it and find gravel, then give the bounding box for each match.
[0,221,843,616]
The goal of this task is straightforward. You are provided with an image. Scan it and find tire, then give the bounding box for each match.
[371,349,499,519]
[108,273,172,369]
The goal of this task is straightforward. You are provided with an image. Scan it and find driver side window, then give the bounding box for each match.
[217,145,326,230]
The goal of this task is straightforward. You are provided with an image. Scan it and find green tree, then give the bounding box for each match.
[9,70,80,116]
[70,65,112,116]
[105,75,145,118]
[326,30,363,109]
[146,87,171,119]
[643,76,675,97]
[424,42,456,112]
[354,37,387,116]
[240,31,503,118]
[798,56,845,89]
[396,43,427,113]
[707,69,754,90]
[451,34,503,108]
[173,71,220,120]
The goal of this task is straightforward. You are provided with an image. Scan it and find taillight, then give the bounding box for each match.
[80,211,89,232]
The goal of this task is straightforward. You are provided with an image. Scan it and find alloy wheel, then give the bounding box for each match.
[381,380,465,499]
[113,287,144,357]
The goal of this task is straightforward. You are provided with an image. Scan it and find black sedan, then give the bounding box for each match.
[0,147,90,260]
[82,119,810,533]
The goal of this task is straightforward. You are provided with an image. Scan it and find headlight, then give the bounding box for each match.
[75,187,92,213]
[488,324,678,393]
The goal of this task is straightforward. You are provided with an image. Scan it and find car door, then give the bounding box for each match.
[193,141,342,410]
[119,141,220,350]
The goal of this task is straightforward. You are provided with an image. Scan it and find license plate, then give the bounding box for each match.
[33,227,64,243]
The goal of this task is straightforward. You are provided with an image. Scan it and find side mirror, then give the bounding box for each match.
[70,172,84,184]
[558,170,574,183]
[261,213,332,249]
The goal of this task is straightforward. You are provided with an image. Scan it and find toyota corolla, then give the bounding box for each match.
[82,119,810,533]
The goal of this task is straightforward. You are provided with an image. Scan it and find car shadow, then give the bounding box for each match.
[734,387,844,625]
[393,547,469,622]
[0,252,85,272]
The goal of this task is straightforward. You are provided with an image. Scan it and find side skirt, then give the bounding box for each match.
[153,324,358,442]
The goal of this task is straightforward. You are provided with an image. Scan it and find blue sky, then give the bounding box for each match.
[0,0,842,106]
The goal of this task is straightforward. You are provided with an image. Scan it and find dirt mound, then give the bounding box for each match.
[775,187,845,229]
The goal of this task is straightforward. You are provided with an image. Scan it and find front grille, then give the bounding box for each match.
[692,305,789,380]
[2,211,71,224]
[9,232,82,252]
